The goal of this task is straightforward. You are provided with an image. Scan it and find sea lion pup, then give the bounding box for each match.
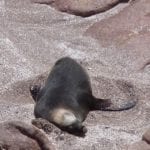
[30,57,136,136]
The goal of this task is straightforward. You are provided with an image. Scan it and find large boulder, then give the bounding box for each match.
[31,0,129,17]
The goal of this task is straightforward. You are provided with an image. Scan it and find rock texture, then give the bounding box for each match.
[31,0,129,17]
[143,128,150,144]
[128,141,150,150]
[86,0,150,72]
[0,0,150,149]
[128,128,150,150]
[0,121,54,150]
[32,118,61,135]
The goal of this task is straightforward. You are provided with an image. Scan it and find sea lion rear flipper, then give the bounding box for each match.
[90,97,112,111]
[101,100,137,111]
[91,97,137,111]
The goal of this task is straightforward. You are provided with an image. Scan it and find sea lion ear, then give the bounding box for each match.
[29,84,42,102]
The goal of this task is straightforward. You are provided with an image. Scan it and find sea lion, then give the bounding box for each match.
[30,57,136,136]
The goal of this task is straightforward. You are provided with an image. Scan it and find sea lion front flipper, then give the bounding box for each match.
[29,84,42,102]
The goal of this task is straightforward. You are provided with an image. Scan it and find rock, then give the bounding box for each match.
[85,0,150,72]
[32,118,61,134]
[31,0,128,17]
[0,121,54,150]
[128,141,150,150]
[143,128,150,144]
[128,128,150,150]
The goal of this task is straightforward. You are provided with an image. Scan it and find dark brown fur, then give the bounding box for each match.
[30,57,136,136]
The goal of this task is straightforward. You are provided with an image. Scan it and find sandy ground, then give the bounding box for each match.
[0,0,150,149]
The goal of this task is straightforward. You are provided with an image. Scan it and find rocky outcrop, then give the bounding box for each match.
[0,121,54,150]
